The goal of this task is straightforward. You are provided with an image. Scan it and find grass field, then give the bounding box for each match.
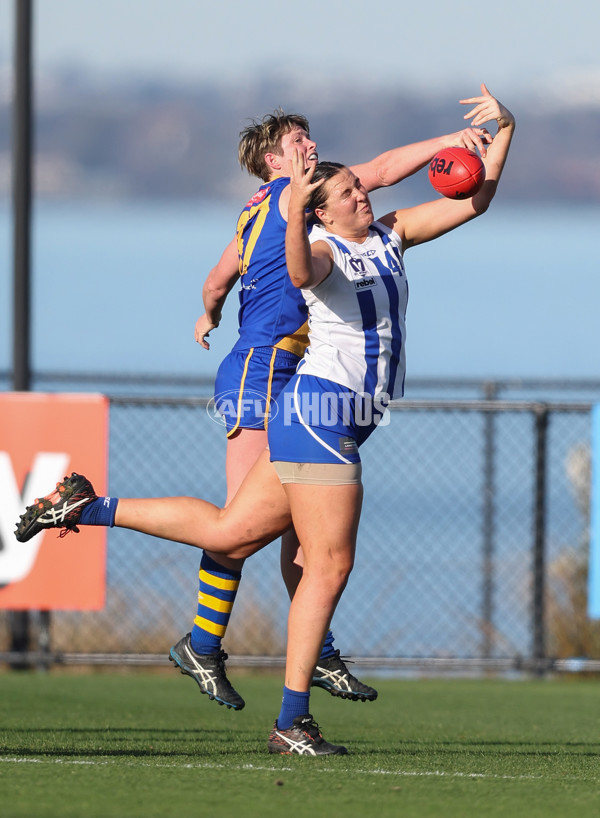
[1,668,599,817]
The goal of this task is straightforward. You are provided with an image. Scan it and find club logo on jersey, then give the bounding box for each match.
[244,188,269,208]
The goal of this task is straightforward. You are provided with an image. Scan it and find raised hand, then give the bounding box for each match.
[460,83,515,131]
[289,148,324,212]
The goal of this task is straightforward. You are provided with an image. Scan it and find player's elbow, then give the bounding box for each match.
[473,199,491,217]
[203,278,231,301]
[207,284,229,300]
[372,164,397,189]
[286,259,313,289]
[472,181,498,215]
[289,273,309,289]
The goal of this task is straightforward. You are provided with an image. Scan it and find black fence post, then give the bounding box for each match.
[481,382,498,657]
[10,0,34,668]
[12,0,32,390]
[532,404,549,674]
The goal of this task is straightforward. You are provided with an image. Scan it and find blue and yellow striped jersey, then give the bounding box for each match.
[232,176,309,358]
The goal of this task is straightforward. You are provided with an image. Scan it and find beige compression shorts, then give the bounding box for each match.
[271,460,362,485]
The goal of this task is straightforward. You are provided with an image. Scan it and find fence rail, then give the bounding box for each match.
[1,392,598,675]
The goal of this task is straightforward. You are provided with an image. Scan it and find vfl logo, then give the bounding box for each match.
[0,451,70,585]
[350,256,377,290]
[349,257,367,275]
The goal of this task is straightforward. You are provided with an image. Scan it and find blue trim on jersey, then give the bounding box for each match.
[357,291,380,396]
[371,223,406,398]
[376,267,401,398]
[328,235,380,396]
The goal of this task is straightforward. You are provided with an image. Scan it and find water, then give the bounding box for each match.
[1,199,238,380]
[1,198,600,386]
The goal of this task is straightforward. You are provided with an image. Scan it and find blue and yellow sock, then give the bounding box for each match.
[277,686,310,730]
[190,552,241,655]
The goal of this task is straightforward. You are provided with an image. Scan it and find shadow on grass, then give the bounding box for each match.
[2,726,231,736]
[0,725,267,758]
[1,746,264,758]
[357,737,600,758]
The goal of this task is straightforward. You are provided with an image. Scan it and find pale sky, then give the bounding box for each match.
[1,0,599,100]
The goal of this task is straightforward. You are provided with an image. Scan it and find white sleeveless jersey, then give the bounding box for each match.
[298,221,408,401]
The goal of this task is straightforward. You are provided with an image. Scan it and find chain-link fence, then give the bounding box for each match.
[1,394,598,674]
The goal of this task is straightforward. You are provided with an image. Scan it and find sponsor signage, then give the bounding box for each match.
[0,393,108,610]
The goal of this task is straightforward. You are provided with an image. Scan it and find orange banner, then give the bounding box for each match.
[0,393,108,610]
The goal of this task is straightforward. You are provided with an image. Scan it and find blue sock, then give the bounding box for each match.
[79,497,118,527]
[190,552,242,655]
[277,686,310,730]
[320,630,336,660]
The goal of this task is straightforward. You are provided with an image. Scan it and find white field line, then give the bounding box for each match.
[0,756,595,782]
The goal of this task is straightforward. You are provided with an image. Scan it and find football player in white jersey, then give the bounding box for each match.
[264,84,514,753]
[15,84,514,756]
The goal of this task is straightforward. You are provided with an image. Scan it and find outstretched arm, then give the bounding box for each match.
[381,84,515,250]
[194,237,240,350]
[459,84,515,204]
[350,123,493,193]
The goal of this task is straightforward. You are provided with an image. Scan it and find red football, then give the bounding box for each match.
[428,147,486,200]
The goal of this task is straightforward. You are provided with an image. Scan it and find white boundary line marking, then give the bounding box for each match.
[0,757,595,782]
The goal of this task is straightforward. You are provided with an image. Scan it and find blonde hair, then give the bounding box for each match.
[238,109,310,182]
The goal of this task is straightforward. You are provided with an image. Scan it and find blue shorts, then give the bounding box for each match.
[267,373,387,465]
[213,346,301,437]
